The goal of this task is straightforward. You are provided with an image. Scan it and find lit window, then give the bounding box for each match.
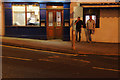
[12,5,25,26]
[85,15,96,24]
[12,4,40,27]
[27,5,40,26]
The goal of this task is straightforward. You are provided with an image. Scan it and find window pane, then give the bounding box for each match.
[12,5,25,26]
[27,5,40,26]
[13,5,25,12]
[48,12,53,26]
[85,15,96,24]
[56,12,61,26]
[92,15,96,23]
[13,12,25,26]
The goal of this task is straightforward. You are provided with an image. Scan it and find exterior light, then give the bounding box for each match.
[52,6,57,8]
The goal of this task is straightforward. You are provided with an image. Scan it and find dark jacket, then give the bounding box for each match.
[75,20,83,31]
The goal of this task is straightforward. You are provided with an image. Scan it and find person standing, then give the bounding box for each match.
[86,15,96,43]
[74,17,83,42]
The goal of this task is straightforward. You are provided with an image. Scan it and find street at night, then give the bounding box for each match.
[2,45,119,78]
[1,0,120,79]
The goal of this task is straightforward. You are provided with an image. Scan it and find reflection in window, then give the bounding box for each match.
[48,12,53,26]
[12,5,25,26]
[85,15,96,24]
[27,5,40,26]
[56,12,61,26]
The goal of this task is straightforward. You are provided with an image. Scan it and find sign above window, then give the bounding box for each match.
[3,0,70,2]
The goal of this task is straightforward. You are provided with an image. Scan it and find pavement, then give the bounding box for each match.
[1,37,119,56]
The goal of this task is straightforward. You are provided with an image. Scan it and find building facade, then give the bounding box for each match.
[70,1,119,43]
[2,0,71,41]
[1,0,120,43]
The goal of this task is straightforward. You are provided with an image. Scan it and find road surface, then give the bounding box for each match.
[1,45,119,78]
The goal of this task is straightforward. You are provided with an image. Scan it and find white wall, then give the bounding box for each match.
[0,3,5,36]
[70,2,119,43]
[81,9,119,43]
[70,2,83,40]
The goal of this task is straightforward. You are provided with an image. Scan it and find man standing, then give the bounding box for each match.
[74,17,83,42]
[86,15,96,43]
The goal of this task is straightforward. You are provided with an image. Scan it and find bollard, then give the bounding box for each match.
[72,30,75,50]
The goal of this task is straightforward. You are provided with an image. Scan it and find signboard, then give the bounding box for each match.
[2,0,70,2]
[2,0,118,2]
[71,0,117,2]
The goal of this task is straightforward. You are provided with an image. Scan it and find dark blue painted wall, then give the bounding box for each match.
[4,3,12,26]
[63,3,70,41]
[5,27,47,39]
[40,3,46,24]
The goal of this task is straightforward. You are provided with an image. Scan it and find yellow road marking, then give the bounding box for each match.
[1,45,88,57]
[1,45,78,56]
[93,67,120,72]
[1,45,90,63]
[73,59,90,63]
[38,59,54,62]
[4,56,32,61]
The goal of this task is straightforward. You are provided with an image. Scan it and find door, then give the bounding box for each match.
[46,10,63,39]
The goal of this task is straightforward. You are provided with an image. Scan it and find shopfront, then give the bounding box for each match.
[3,0,70,41]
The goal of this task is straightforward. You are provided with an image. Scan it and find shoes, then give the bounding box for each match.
[76,40,81,42]
[89,41,92,43]
[87,41,89,43]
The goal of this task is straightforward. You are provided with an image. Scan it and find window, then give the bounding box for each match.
[83,8,100,28]
[48,12,53,26]
[12,5,25,26]
[12,4,40,26]
[56,12,61,26]
[27,5,40,26]
[85,15,96,24]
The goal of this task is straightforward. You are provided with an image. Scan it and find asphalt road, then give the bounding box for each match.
[1,45,119,78]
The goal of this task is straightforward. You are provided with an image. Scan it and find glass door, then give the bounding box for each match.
[54,10,63,39]
[47,10,63,39]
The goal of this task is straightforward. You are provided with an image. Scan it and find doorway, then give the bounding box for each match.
[46,9,63,39]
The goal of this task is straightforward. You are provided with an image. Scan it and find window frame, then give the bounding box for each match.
[12,4,40,27]
[12,4,26,26]
[83,8,100,28]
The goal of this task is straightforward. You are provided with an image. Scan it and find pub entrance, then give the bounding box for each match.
[46,9,63,39]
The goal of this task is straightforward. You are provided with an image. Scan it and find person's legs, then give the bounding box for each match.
[89,30,92,42]
[78,30,81,42]
[76,30,78,41]
[87,29,90,42]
